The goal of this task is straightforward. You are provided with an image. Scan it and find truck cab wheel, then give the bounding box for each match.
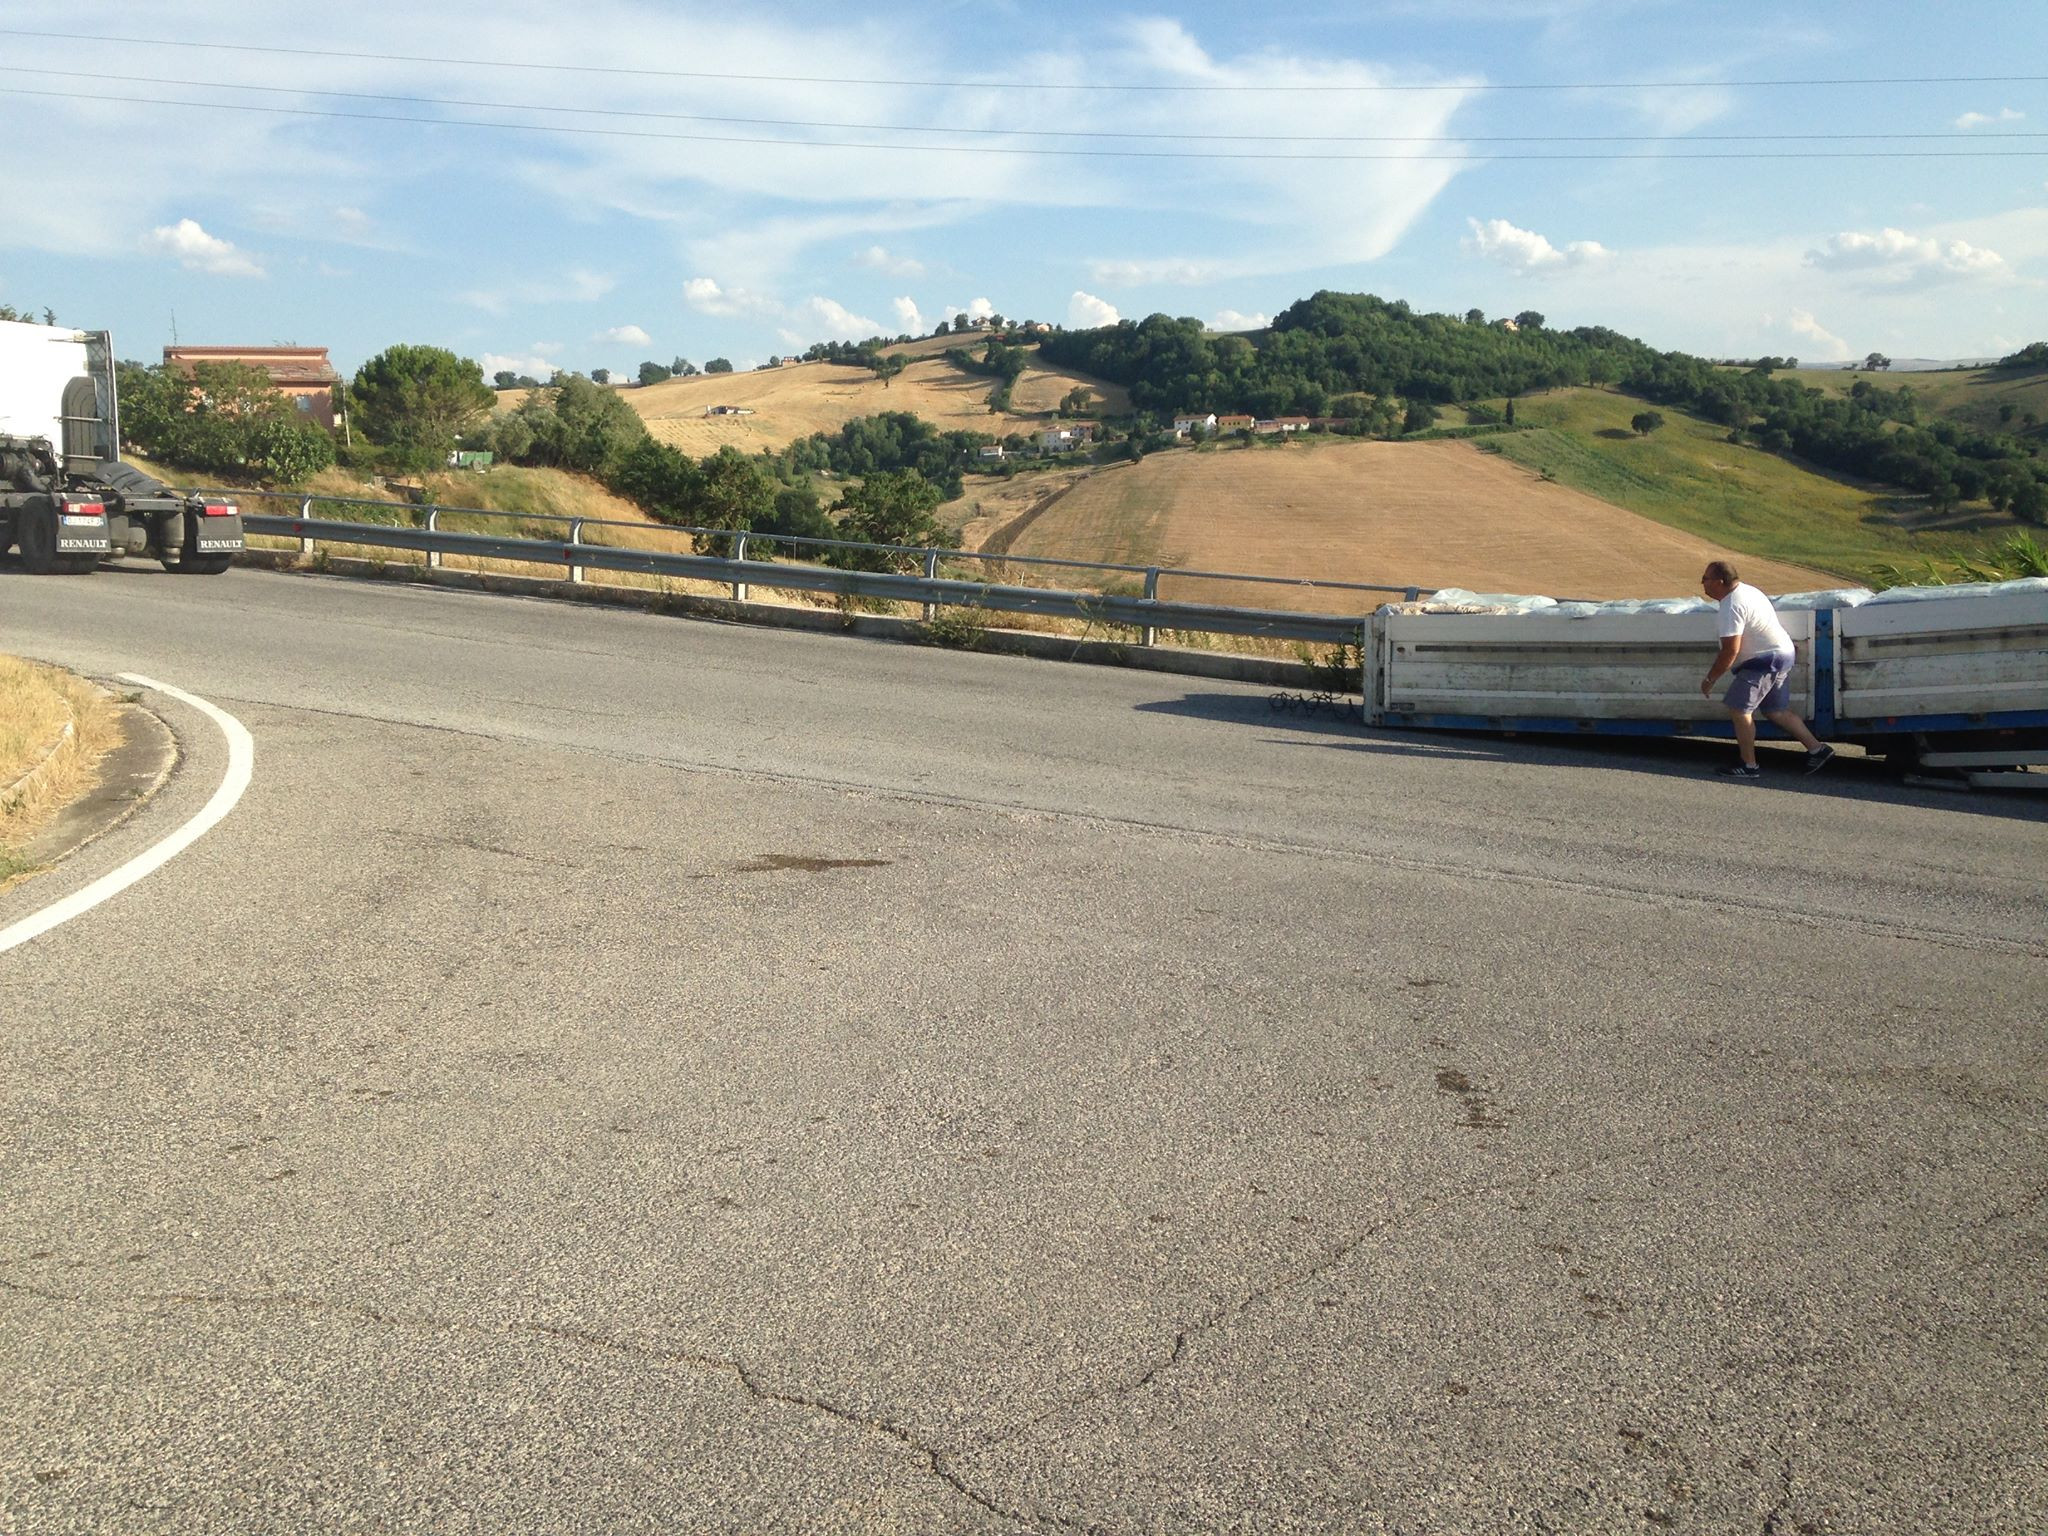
[17,504,98,575]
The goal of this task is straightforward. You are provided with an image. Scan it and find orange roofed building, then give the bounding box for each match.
[163,345,341,429]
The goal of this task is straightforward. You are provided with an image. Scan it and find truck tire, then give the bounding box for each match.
[16,503,97,575]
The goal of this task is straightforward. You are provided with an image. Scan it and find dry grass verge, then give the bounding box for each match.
[1,657,122,890]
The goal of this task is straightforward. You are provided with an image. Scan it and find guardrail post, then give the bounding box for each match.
[1141,567,1161,647]
[426,507,441,569]
[922,548,941,621]
[732,534,749,601]
[568,519,585,584]
[298,496,315,557]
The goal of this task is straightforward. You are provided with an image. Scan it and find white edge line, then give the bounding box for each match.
[0,674,254,955]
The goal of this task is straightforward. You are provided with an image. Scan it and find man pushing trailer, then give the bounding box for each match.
[1698,560,1835,781]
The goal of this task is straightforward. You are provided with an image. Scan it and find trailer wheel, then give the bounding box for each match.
[17,504,97,575]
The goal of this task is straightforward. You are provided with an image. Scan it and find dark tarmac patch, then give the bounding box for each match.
[732,854,893,874]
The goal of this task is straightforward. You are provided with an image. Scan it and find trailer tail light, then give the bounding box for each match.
[62,501,105,518]
[200,501,236,517]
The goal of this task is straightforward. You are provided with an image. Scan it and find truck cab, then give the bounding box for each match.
[0,318,243,575]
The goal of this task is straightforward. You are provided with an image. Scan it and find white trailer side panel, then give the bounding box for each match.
[0,318,94,454]
[1836,590,2048,721]
[1376,609,1817,722]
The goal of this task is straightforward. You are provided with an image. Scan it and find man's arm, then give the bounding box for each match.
[1700,635,1741,697]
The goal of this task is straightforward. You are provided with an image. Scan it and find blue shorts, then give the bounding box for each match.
[1724,650,1794,715]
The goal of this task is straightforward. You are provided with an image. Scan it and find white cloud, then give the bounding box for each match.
[1805,228,2009,285]
[596,324,651,346]
[785,295,881,343]
[1955,107,2025,129]
[854,244,926,278]
[944,297,999,324]
[146,218,264,278]
[683,276,779,317]
[1777,309,1850,362]
[1464,218,1610,275]
[1211,309,1271,332]
[479,350,560,381]
[892,296,926,335]
[1069,291,1120,328]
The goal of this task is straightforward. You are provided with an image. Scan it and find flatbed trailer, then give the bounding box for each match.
[1364,585,2048,785]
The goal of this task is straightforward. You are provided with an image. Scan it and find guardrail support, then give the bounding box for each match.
[568,519,586,584]
[298,496,315,557]
[1141,567,1161,647]
[922,549,941,621]
[732,535,749,601]
[426,508,441,569]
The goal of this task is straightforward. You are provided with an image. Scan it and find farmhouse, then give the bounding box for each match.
[1215,414,1256,433]
[1173,412,1218,437]
[1253,416,1313,435]
[1039,423,1096,453]
[704,404,756,417]
[163,345,340,429]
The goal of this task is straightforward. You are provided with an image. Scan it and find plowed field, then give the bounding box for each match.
[622,356,1128,456]
[996,438,1831,609]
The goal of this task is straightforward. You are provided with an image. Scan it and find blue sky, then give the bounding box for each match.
[2,1,2044,381]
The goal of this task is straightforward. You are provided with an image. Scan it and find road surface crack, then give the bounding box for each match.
[0,1276,1084,1534]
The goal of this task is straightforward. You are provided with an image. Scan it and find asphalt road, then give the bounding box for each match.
[2,565,2044,1535]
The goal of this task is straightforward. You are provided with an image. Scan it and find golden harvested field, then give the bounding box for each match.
[1002,438,1830,611]
[619,355,1128,455]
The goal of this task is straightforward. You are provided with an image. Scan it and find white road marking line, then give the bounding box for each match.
[0,674,254,956]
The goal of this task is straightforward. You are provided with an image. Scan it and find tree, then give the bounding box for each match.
[1465,308,1485,326]
[252,416,335,485]
[671,356,699,377]
[692,446,774,549]
[1630,410,1666,436]
[1402,399,1438,435]
[349,344,495,470]
[1864,352,1893,372]
[830,469,945,570]
[493,370,518,389]
[592,367,611,385]
[704,357,734,374]
[1514,311,1545,331]
[638,361,672,386]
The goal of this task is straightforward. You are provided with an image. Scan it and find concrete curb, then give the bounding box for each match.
[21,696,179,869]
[234,547,1356,693]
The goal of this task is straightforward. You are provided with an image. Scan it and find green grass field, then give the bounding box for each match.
[1785,362,2048,439]
[1488,388,2029,582]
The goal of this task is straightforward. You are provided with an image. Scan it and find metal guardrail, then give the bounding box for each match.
[224,488,1426,648]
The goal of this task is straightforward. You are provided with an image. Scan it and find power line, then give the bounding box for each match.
[8,86,2047,160]
[6,66,2043,145]
[4,28,2047,94]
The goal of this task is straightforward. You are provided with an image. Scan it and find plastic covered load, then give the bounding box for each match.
[1863,576,2048,605]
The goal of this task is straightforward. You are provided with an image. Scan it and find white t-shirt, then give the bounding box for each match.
[1719,582,1794,665]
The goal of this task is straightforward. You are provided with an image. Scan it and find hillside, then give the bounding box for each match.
[1784,362,2048,438]
[994,435,1827,608]
[614,352,1129,456]
[1490,388,2029,576]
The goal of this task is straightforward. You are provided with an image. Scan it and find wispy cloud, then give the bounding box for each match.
[854,244,926,278]
[460,269,615,314]
[1464,218,1610,275]
[1211,309,1270,332]
[146,219,264,278]
[1955,107,2026,129]
[777,296,882,348]
[596,324,652,346]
